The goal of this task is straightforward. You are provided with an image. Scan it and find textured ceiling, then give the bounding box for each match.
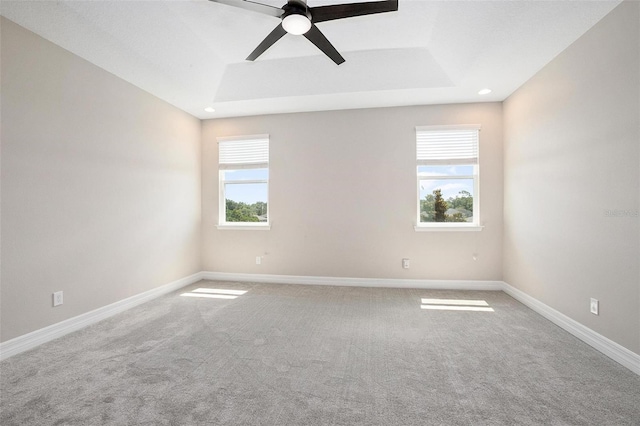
[0,0,621,118]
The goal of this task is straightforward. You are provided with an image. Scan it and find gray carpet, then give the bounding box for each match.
[1,281,639,425]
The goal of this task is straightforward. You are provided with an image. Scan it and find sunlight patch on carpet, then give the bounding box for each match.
[180,288,248,300]
[420,298,494,312]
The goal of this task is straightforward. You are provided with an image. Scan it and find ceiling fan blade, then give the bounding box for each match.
[310,0,398,23]
[208,0,283,18]
[303,24,345,65]
[247,23,287,61]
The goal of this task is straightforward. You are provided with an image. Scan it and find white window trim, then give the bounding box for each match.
[414,224,483,232]
[216,223,272,231]
[218,135,270,229]
[415,125,481,231]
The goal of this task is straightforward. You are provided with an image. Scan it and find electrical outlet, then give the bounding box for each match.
[402,258,410,269]
[590,298,599,315]
[256,256,261,265]
[53,291,63,307]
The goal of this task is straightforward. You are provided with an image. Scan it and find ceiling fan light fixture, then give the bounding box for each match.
[282,14,311,35]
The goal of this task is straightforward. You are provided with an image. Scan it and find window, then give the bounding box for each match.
[416,125,480,230]
[218,135,269,228]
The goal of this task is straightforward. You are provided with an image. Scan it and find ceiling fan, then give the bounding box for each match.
[209,0,398,65]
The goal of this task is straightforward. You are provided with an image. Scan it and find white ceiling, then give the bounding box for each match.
[1,0,621,119]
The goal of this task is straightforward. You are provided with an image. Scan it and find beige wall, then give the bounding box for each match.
[202,103,503,281]
[0,18,202,342]
[503,2,639,353]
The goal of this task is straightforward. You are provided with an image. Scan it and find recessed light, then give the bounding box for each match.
[478,88,492,95]
[204,106,216,113]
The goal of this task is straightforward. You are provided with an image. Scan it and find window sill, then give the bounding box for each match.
[414,225,483,232]
[216,224,271,231]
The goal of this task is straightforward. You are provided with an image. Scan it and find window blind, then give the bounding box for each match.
[218,135,269,170]
[416,127,479,165]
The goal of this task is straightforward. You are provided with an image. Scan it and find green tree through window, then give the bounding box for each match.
[421,189,472,223]
[225,199,267,223]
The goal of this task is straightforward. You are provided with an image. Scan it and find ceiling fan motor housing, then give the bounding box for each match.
[283,0,312,21]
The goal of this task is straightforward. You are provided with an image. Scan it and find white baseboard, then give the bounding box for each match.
[201,271,504,291]
[2,271,637,377]
[501,281,640,376]
[0,272,203,361]
[203,272,638,375]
